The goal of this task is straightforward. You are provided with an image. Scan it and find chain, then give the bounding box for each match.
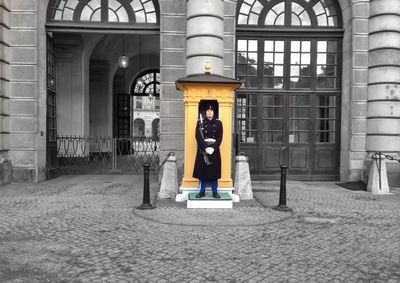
[371,152,400,162]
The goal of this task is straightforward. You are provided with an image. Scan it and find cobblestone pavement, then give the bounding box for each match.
[0,175,400,282]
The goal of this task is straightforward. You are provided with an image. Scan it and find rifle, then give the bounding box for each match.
[198,114,213,166]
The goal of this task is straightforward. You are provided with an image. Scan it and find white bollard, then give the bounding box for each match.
[367,154,390,194]
[158,155,179,199]
[234,155,253,200]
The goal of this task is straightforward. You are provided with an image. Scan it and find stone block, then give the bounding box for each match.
[224,1,237,17]
[353,85,367,101]
[352,118,366,134]
[160,67,185,83]
[9,99,36,115]
[9,30,36,46]
[1,96,9,114]
[368,67,400,85]
[351,135,366,151]
[0,61,10,79]
[161,33,185,50]
[223,51,234,67]
[367,101,400,117]
[369,15,400,34]
[367,118,400,135]
[223,68,234,79]
[160,15,186,33]
[353,2,369,18]
[10,65,36,81]
[187,37,224,58]
[9,13,35,28]
[353,68,368,84]
[366,135,400,152]
[11,166,35,182]
[159,0,186,14]
[369,32,400,51]
[354,52,368,68]
[2,115,9,132]
[159,133,184,151]
[0,6,10,27]
[158,154,179,199]
[9,150,35,166]
[0,158,11,185]
[350,159,364,170]
[224,17,235,34]
[353,19,369,34]
[161,50,186,66]
[160,83,182,100]
[187,0,223,18]
[224,34,235,50]
[187,16,223,38]
[0,79,9,97]
[0,26,9,44]
[160,100,184,117]
[353,35,368,51]
[368,84,400,101]
[10,0,36,11]
[9,133,36,148]
[369,49,400,66]
[0,0,10,10]
[160,117,184,134]
[352,102,367,117]
[370,0,400,15]
[10,47,36,64]
[10,82,36,98]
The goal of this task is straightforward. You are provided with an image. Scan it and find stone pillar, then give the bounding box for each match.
[158,154,179,199]
[367,0,400,152]
[186,0,224,76]
[367,0,400,186]
[0,0,10,157]
[234,155,253,200]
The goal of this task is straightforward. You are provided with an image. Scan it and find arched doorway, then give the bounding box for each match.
[235,0,343,180]
[45,0,160,175]
[133,118,145,137]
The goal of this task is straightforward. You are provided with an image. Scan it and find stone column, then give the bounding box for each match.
[367,0,400,153]
[367,0,400,186]
[186,0,224,76]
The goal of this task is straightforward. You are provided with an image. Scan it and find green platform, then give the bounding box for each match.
[188,192,232,201]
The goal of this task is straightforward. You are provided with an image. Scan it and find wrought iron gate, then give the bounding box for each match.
[57,136,159,174]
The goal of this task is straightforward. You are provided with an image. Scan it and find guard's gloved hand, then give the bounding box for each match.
[205,147,214,155]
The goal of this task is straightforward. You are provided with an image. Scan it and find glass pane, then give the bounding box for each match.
[275,13,285,25]
[240,3,251,15]
[275,41,284,52]
[327,41,338,52]
[317,15,328,26]
[144,1,155,12]
[109,9,118,22]
[301,53,310,64]
[273,132,283,143]
[91,9,101,21]
[238,14,248,24]
[131,0,143,11]
[291,41,300,52]
[248,40,258,51]
[249,13,259,24]
[299,11,311,26]
[147,12,156,23]
[273,2,285,14]
[318,41,327,52]
[313,2,325,15]
[292,2,304,14]
[302,41,311,52]
[291,53,300,64]
[248,52,258,64]
[275,65,283,76]
[264,41,274,52]
[238,40,247,51]
[252,1,263,14]
[292,13,300,26]
[274,78,284,88]
[317,54,327,64]
[291,66,299,76]
[66,0,79,9]
[135,10,146,22]
[265,11,276,25]
[63,8,74,20]
[275,53,284,64]
[109,0,121,10]
[264,53,274,63]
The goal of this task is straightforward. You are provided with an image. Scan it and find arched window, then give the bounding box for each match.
[132,70,160,110]
[134,118,145,137]
[237,0,341,27]
[236,0,343,179]
[152,118,160,140]
[48,0,159,24]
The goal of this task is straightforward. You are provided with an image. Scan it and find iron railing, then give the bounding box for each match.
[57,136,160,174]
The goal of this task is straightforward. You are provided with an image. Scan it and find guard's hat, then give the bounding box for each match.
[204,104,215,111]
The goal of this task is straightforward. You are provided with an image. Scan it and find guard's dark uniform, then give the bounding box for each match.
[192,117,223,181]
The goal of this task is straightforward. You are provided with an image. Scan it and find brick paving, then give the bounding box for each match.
[0,175,399,282]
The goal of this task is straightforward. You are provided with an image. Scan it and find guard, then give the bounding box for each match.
[193,104,223,198]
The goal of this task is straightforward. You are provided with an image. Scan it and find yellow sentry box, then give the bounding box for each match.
[176,70,241,191]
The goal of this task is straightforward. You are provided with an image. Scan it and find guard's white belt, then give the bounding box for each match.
[204,138,216,143]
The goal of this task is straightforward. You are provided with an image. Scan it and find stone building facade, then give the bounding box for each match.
[0,0,399,184]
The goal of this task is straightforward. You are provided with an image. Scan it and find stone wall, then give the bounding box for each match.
[8,0,38,182]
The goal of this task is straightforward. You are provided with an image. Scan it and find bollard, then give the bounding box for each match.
[137,163,155,210]
[272,165,292,212]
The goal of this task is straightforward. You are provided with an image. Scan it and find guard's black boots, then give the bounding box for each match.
[196,192,205,198]
[212,192,221,199]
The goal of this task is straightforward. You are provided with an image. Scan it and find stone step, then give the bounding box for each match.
[187,192,233,209]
